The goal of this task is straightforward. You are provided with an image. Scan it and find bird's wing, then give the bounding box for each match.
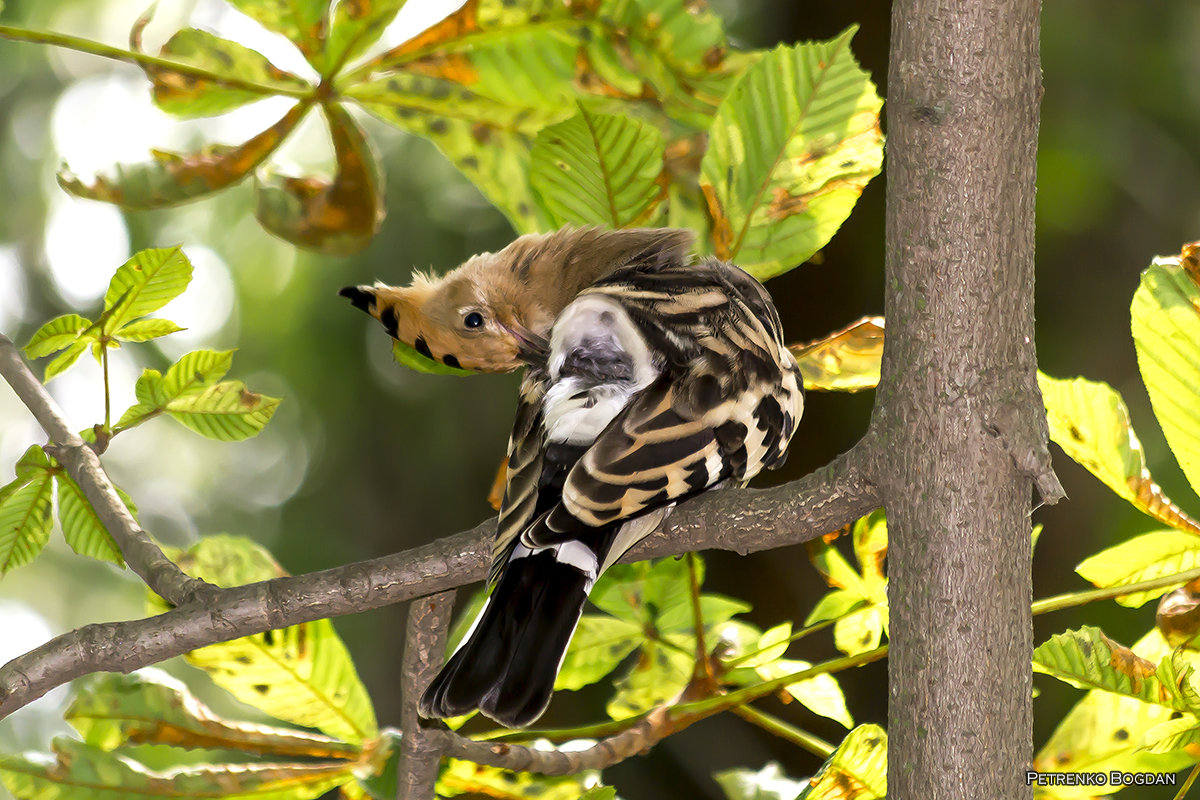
[488,370,548,585]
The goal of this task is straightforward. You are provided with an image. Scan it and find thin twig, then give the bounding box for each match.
[399,591,455,800]
[729,704,834,759]
[0,334,216,607]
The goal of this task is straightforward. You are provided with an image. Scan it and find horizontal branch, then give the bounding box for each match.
[0,430,881,720]
[0,334,216,607]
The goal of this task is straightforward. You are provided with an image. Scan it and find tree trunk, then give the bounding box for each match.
[879,0,1043,797]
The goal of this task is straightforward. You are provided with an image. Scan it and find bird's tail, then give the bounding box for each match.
[419,548,591,728]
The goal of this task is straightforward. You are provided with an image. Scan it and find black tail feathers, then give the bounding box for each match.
[419,549,590,728]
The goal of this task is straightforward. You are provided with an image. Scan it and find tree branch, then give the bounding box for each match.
[399,591,455,800]
[0,425,880,720]
[0,334,216,607]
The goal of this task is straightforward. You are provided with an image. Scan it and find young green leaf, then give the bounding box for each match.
[1132,257,1200,499]
[146,29,311,118]
[1033,626,1187,710]
[606,635,693,720]
[103,247,194,333]
[67,670,360,758]
[43,339,90,381]
[716,761,807,800]
[700,29,884,280]
[833,606,886,657]
[148,535,378,745]
[254,103,384,255]
[325,0,407,72]
[0,736,352,800]
[163,349,234,396]
[796,724,887,800]
[165,381,281,441]
[113,318,186,343]
[23,313,93,358]
[1076,530,1200,608]
[392,339,473,377]
[0,447,55,575]
[437,754,603,800]
[752,658,854,729]
[55,474,125,567]
[555,615,642,691]
[530,106,667,229]
[1040,372,1200,533]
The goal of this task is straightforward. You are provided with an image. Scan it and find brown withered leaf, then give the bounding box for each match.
[375,0,481,64]
[1158,579,1200,649]
[1180,241,1200,290]
[57,102,310,209]
[254,102,385,255]
[1102,632,1159,695]
[790,316,884,393]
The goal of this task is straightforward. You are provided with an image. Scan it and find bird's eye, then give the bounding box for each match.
[463,312,485,329]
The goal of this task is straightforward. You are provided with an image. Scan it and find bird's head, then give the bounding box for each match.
[340,226,695,373]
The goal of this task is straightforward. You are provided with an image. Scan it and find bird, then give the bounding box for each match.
[352,229,806,728]
[338,226,694,373]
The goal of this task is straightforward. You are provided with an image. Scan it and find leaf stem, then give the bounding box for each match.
[1031,565,1200,616]
[730,704,834,758]
[0,24,313,100]
[101,342,111,431]
[687,553,712,679]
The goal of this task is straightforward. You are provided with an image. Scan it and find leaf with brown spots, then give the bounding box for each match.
[699,29,883,279]
[146,535,378,745]
[325,0,410,73]
[790,316,883,393]
[254,103,385,255]
[793,724,887,799]
[1034,626,1189,710]
[226,0,329,71]
[58,102,310,209]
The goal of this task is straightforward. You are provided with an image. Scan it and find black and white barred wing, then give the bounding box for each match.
[487,371,546,586]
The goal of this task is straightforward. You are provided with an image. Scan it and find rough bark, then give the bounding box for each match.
[399,591,455,800]
[879,1,1053,797]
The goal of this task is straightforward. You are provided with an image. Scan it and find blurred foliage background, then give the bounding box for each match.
[0,0,1198,797]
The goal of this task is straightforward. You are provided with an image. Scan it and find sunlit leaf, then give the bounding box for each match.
[437,752,602,800]
[1144,716,1200,756]
[0,449,54,576]
[733,623,793,669]
[165,381,281,441]
[1077,530,1200,608]
[1132,256,1200,500]
[1034,631,1195,795]
[163,349,234,395]
[43,340,89,381]
[55,474,124,567]
[23,314,93,358]
[149,535,378,744]
[1039,372,1200,533]
[58,103,310,209]
[114,318,186,343]
[255,103,384,255]
[555,614,642,691]
[67,669,360,758]
[716,761,806,800]
[790,316,884,393]
[803,589,863,627]
[1033,626,1187,710]
[851,509,888,581]
[606,634,693,720]
[326,0,408,70]
[796,724,887,800]
[143,28,310,118]
[530,106,667,229]
[103,247,194,333]
[225,0,328,71]
[700,29,883,280]
[833,606,886,657]
[0,737,351,800]
[754,657,853,729]
[391,338,473,377]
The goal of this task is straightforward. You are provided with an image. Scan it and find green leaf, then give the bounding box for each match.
[606,634,693,720]
[58,103,310,209]
[1034,631,1195,794]
[1033,626,1187,710]
[0,737,352,800]
[225,0,328,71]
[716,761,807,800]
[165,381,281,441]
[790,316,884,393]
[55,474,125,567]
[1039,372,1200,533]
[114,318,186,343]
[1132,257,1200,499]
[149,535,378,744]
[753,658,853,729]
[148,29,311,117]
[163,350,234,396]
[797,724,888,800]
[0,462,54,576]
[736,623,793,669]
[437,754,603,800]
[43,339,89,381]
[833,605,886,657]
[530,106,667,229]
[804,589,866,627]
[67,669,361,758]
[391,338,473,377]
[103,247,194,333]
[23,313,93,358]
[555,614,642,691]
[326,0,408,70]
[1077,530,1200,608]
[700,29,884,280]
[1144,716,1200,755]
